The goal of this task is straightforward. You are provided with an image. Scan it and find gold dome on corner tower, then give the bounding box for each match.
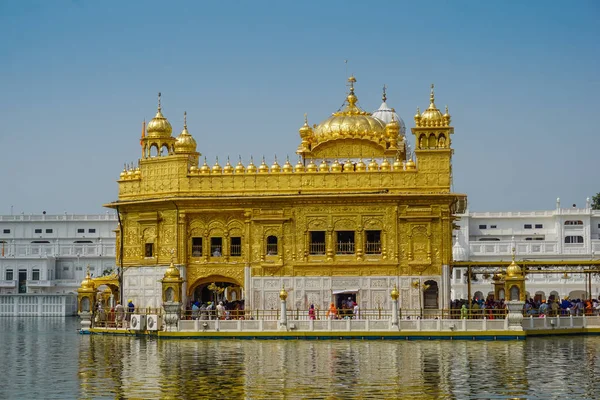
[174,112,198,153]
[146,92,173,138]
[416,84,446,127]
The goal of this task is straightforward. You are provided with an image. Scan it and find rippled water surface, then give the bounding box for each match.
[1,318,600,399]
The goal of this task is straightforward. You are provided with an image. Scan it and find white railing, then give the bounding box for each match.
[27,280,55,287]
[0,280,17,288]
[0,214,118,222]
[469,241,559,256]
[2,243,116,258]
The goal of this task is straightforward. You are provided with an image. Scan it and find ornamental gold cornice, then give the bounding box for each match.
[186,264,245,291]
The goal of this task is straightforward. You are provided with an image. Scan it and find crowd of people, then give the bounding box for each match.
[450,296,600,319]
[185,299,245,320]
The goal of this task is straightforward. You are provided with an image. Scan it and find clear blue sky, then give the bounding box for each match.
[0,1,598,214]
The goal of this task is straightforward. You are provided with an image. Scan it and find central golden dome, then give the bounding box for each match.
[313,76,386,141]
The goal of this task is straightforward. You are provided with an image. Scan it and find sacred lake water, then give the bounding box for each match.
[1,318,599,399]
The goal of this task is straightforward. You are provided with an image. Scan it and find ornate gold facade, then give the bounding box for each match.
[106,78,466,309]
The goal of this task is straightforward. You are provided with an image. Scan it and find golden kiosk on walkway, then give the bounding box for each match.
[99,78,466,313]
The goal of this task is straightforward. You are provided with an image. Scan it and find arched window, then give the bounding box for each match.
[266,236,278,255]
[160,144,170,156]
[564,236,584,244]
[510,285,520,301]
[150,144,159,157]
[564,220,583,225]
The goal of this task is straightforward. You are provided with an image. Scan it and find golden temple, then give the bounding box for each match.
[103,77,466,312]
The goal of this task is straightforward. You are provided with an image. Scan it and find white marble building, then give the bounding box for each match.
[0,212,117,296]
[452,198,600,301]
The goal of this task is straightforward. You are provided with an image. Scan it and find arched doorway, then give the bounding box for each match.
[188,275,244,306]
[423,280,439,309]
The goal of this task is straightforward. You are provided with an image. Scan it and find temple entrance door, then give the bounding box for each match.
[192,282,243,305]
[423,280,439,309]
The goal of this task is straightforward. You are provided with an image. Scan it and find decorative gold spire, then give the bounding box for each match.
[223,156,233,174]
[382,84,387,102]
[429,83,435,107]
[158,91,162,111]
[247,156,257,174]
[174,111,197,153]
[235,156,245,174]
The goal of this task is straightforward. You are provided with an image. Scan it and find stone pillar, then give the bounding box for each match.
[163,301,181,332]
[506,300,525,331]
[390,284,399,329]
[441,265,450,310]
[279,285,288,330]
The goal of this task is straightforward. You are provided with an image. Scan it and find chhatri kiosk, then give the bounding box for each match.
[97,77,466,314]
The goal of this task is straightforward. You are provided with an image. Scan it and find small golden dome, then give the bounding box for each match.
[506,259,522,277]
[405,158,416,170]
[279,285,288,301]
[343,159,354,172]
[271,157,281,173]
[212,157,222,174]
[146,93,173,138]
[247,157,257,174]
[390,284,399,301]
[318,160,329,172]
[414,107,421,122]
[119,167,127,180]
[164,261,181,279]
[282,157,293,173]
[294,158,305,172]
[258,157,269,174]
[190,165,198,174]
[126,168,134,178]
[199,157,211,174]
[393,157,403,171]
[223,157,233,174]
[299,114,313,139]
[443,105,451,125]
[174,112,197,153]
[380,158,391,171]
[235,157,245,174]
[80,269,95,291]
[417,84,445,127]
[134,167,141,179]
[368,159,379,171]
[356,158,366,172]
[331,159,342,173]
[385,118,400,136]
[306,159,317,173]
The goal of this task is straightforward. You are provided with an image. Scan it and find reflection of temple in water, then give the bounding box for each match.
[77,337,536,398]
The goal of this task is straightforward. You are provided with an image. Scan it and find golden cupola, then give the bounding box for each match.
[299,76,400,160]
[146,93,173,138]
[174,112,198,154]
[415,84,448,128]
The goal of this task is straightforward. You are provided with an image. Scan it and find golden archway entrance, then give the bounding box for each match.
[187,275,244,304]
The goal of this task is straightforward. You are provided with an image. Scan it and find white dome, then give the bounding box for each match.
[452,240,468,262]
[372,101,406,136]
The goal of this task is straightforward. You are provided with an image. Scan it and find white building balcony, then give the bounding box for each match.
[4,243,116,258]
[27,280,55,288]
[0,280,17,288]
[469,241,560,256]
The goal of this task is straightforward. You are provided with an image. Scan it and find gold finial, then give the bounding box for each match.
[183,111,187,129]
[158,92,162,111]
[445,105,449,114]
[348,75,356,92]
[85,264,91,278]
[430,83,435,105]
[511,247,516,262]
[170,248,175,263]
[390,283,399,300]
[382,84,387,102]
[304,113,308,124]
